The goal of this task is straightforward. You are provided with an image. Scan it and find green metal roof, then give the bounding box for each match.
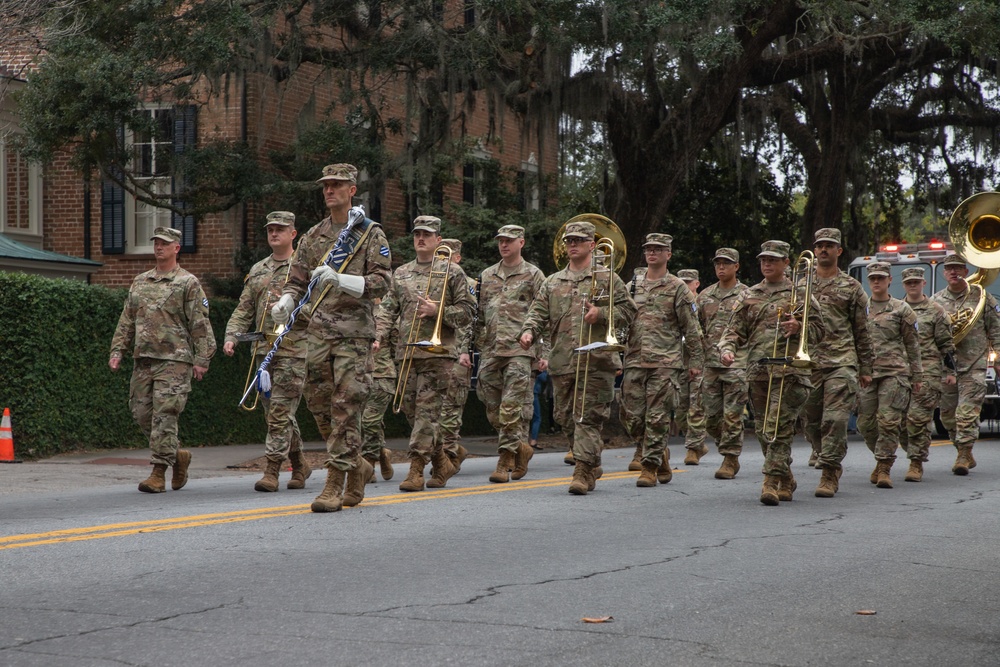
[0,233,101,267]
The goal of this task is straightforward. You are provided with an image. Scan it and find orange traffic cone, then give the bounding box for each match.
[0,408,22,463]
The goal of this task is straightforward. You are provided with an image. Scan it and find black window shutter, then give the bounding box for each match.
[101,124,126,254]
[172,105,198,252]
[463,163,475,204]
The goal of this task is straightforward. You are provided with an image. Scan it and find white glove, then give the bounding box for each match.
[337,274,366,298]
[271,294,295,326]
[311,264,340,290]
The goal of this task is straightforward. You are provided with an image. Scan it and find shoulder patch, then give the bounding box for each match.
[380,245,390,257]
[202,298,209,308]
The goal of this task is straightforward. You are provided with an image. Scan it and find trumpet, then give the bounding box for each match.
[759,250,814,443]
[392,244,454,414]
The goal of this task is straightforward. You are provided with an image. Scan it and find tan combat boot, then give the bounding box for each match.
[426,450,457,489]
[777,472,796,502]
[760,475,780,506]
[657,456,673,484]
[254,458,283,492]
[953,446,973,475]
[171,449,192,490]
[449,445,469,474]
[636,461,658,488]
[568,461,593,495]
[343,458,374,507]
[287,450,312,490]
[869,463,879,484]
[310,467,346,513]
[564,449,575,465]
[628,444,642,471]
[363,455,378,484]
[875,460,893,488]
[512,442,534,480]
[815,466,839,498]
[138,464,168,493]
[807,449,819,467]
[715,454,740,480]
[489,449,516,484]
[379,447,394,481]
[399,456,426,492]
[904,459,923,482]
[683,444,708,466]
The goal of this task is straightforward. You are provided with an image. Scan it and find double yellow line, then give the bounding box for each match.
[0,470,641,551]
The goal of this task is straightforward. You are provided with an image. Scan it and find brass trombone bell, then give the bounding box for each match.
[553,214,627,273]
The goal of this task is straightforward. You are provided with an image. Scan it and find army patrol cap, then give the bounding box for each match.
[643,233,673,248]
[495,225,525,239]
[814,228,842,244]
[867,261,891,277]
[412,215,442,234]
[264,211,295,227]
[758,240,791,258]
[901,267,926,282]
[150,226,182,243]
[713,247,739,263]
[563,221,596,240]
[316,163,358,184]
[943,253,968,267]
[678,269,699,282]
[440,238,462,253]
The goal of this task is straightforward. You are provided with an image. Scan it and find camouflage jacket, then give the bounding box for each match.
[224,255,307,359]
[376,257,476,361]
[474,259,546,359]
[111,266,216,367]
[718,277,824,382]
[371,301,398,379]
[283,215,391,341]
[521,264,637,376]
[906,297,955,381]
[866,297,922,381]
[456,275,480,355]
[697,280,750,369]
[809,270,874,375]
[624,270,703,370]
[932,285,1000,373]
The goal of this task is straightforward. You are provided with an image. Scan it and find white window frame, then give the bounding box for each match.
[124,105,174,254]
[520,153,540,212]
[0,135,44,242]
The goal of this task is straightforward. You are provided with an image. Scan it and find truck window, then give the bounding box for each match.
[850,263,934,299]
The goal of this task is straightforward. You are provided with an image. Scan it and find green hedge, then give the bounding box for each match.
[0,272,493,459]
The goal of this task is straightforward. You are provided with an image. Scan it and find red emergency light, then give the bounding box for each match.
[928,240,945,249]
[883,244,899,252]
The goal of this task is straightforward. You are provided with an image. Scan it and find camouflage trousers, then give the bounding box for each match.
[256,354,305,463]
[360,377,395,461]
[940,370,986,450]
[802,366,859,470]
[551,370,615,467]
[677,375,707,450]
[701,366,748,456]
[476,355,532,454]
[440,360,471,458]
[129,358,192,466]
[858,376,911,462]
[749,376,811,477]
[305,336,372,472]
[620,366,683,465]
[398,357,451,461]
[901,378,942,462]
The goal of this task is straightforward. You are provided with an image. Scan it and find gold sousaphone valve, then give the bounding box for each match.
[948,192,1000,344]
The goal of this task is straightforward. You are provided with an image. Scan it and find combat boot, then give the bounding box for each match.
[343,458,374,507]
[427,450,457,488]
[875,460,893,488]
[568,461,593,495]
[564,449,575,465]
[379,447,394,481]
[807,450,819,467]
[363,455,378,484]
[815,466,839,498]
[760,474,780,506]
[636,461,658,488]
[683,444,709,466]
[310,467,346,513]
[254,458,283,492]
[657,456,673,484]
[399,456,426,492]
[489,449,516,483]
[904,459,923,482]
[715,454,740,480]
[512,442,534,480]
[449,445,469,473]
[171,449,192,491]
[138,464,168,493]
[777,473,796,502]
[870,464,879,484]
[287,450,312,490]
[628,444,642,471]
[953,446,973,475]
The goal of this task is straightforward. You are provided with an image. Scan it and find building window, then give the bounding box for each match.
[0,137,43,242]
[464,0,475,26]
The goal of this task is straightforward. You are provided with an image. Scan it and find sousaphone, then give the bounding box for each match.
[552,214,627,273]
[948,192,1000,344]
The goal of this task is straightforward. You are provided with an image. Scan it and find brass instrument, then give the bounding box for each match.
[553,213,627,272]
[947,192,1000,344]
[759,250,815,443]
[392,244,454,414]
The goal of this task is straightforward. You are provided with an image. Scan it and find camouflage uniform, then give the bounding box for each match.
[111,255,216,467]
[621,245,702,468]
[439,254,478,463]
[360,301,397,461]
[676,269,707,452]
[283,210,391,472]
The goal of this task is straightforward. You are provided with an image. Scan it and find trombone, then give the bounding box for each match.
[759,250,815,443]
[392,244,454,414]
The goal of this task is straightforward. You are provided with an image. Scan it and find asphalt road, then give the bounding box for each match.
[2,436,999,667]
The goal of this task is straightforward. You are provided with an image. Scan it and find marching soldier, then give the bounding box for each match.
[519,221,636,495]
[438,239,473,474]
[931,254,1000,475]
[620,234,702,487]
[696,248,750,479]
[900,267,956,482]
[475,225,546,483]
[858,261,922,489]
[719,240,824,506]
[359,297,396,483]
[223,211,310,492]
[676,269,709,464]
[272,163,392,513]
[800,228,873,499]
[376,217,476,492]
[109,226,216,494]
